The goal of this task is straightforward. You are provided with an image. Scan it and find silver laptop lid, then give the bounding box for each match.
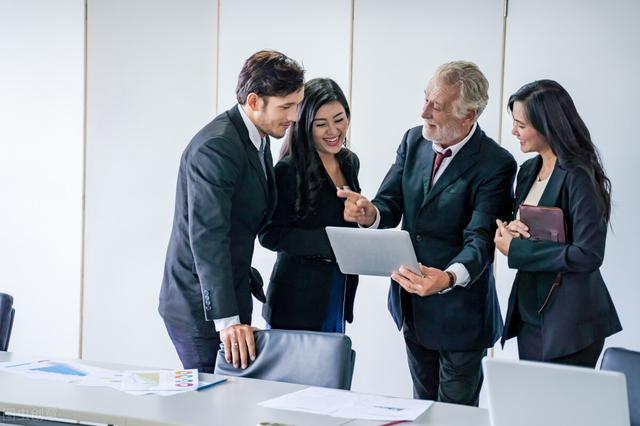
[482,357,630,426]
[325,227,420,277]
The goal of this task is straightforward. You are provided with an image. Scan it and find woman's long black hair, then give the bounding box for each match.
[280,78,350,220]
[508,80,611,223]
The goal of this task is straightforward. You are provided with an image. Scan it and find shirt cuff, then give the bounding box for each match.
[358,206,381,229]
[447,263,471,287]
[214,315,240,332]
[437,263,471,294]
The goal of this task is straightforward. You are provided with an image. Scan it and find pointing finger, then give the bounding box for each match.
[337,188,361,202]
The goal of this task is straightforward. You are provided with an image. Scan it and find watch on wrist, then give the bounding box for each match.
[445,271,455,289]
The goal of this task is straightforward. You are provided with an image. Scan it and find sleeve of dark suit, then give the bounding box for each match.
[259,160,333,258]
[372,130,409,229]
[508,169,607,273]
[186,137,243,321]
[448,152,517,284]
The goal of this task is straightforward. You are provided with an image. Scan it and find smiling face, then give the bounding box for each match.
[421,78,476,146]
[311,100,349,157]
[511,100,549,154]
[248,87,305,139]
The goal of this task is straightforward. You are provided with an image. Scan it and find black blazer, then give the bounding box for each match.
[159,105,277,336]
[375,125,517,350]
[259,149,360,331]
[501,156,622,359]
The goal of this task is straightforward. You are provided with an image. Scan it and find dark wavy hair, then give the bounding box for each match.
[235,50,304,104]
[508,79,611,223]
[280,78,351,220]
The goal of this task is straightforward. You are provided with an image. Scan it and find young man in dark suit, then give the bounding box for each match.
[339,61,517,406]
[159,50,304,372]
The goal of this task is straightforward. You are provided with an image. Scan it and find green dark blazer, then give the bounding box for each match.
[501,156,622,359]
[376,125,517,350]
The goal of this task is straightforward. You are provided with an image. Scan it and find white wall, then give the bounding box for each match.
[83,0,217,367]
[0,0,84,357]
[2,0,639,397]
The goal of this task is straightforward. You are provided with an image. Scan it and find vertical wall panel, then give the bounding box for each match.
[495,0,640,359]
[0,0,84,357]
[350,0,505,397]
[217,0,351,111]
[83,0,217,366]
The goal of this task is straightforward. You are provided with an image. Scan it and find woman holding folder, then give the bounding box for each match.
[494,80,621,367]
[259,78,359,333]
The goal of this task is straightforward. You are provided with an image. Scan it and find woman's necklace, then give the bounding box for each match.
[537,168,552,182]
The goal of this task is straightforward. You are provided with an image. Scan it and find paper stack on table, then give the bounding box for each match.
[259,387,433,422]
[0,360,223,396]
[120,369,199,396]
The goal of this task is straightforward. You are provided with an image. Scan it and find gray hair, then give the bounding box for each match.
[435,61,489,119]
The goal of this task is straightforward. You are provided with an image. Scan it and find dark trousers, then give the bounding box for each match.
[164,321,221,373]
[404,329,486,406]
[517,321,604,368]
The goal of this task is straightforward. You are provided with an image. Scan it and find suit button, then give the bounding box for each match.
[262,209,267,215]
[416,234,423,242]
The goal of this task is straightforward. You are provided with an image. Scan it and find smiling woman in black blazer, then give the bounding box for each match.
[259,78,359,333]
[494,80,621,367]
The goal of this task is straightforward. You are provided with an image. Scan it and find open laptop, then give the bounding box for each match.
[325,227,421,277]
[482,357,630,426]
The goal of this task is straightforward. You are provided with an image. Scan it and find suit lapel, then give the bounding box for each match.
[420,128,481,210]
[421,147,436,207]
[515,156,567,209]
[538,164,567,207]
[515,156,541,208]
[337,149,359,191]
[227,106,269,197]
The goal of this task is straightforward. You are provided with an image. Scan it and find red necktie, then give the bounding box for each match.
[431,149,452,185]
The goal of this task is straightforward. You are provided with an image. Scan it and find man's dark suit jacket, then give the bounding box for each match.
[259,149,360,331]
[159,105,276,336]
[374,125,517,351]
[501,156,622,359]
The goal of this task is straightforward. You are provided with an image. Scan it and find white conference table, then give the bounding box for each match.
[0,352,489,426]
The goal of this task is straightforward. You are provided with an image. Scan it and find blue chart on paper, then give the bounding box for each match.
[32,363,87,377]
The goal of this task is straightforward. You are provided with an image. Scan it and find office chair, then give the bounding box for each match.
[601,347,640,426]
[215,329,356,390]
[0,292,15,351]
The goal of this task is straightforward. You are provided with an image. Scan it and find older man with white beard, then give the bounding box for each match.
[338,61,517,406]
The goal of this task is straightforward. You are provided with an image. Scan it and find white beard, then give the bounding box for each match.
[422,121,464,145]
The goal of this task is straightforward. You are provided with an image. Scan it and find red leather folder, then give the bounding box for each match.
[517,204,567,313]
[518,204,567,244]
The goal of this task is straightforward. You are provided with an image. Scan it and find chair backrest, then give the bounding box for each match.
[601,347,640,426]
[0,293,15,351]
[215,329,356,390]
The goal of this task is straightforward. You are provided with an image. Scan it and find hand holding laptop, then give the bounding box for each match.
[392,264,453,296]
